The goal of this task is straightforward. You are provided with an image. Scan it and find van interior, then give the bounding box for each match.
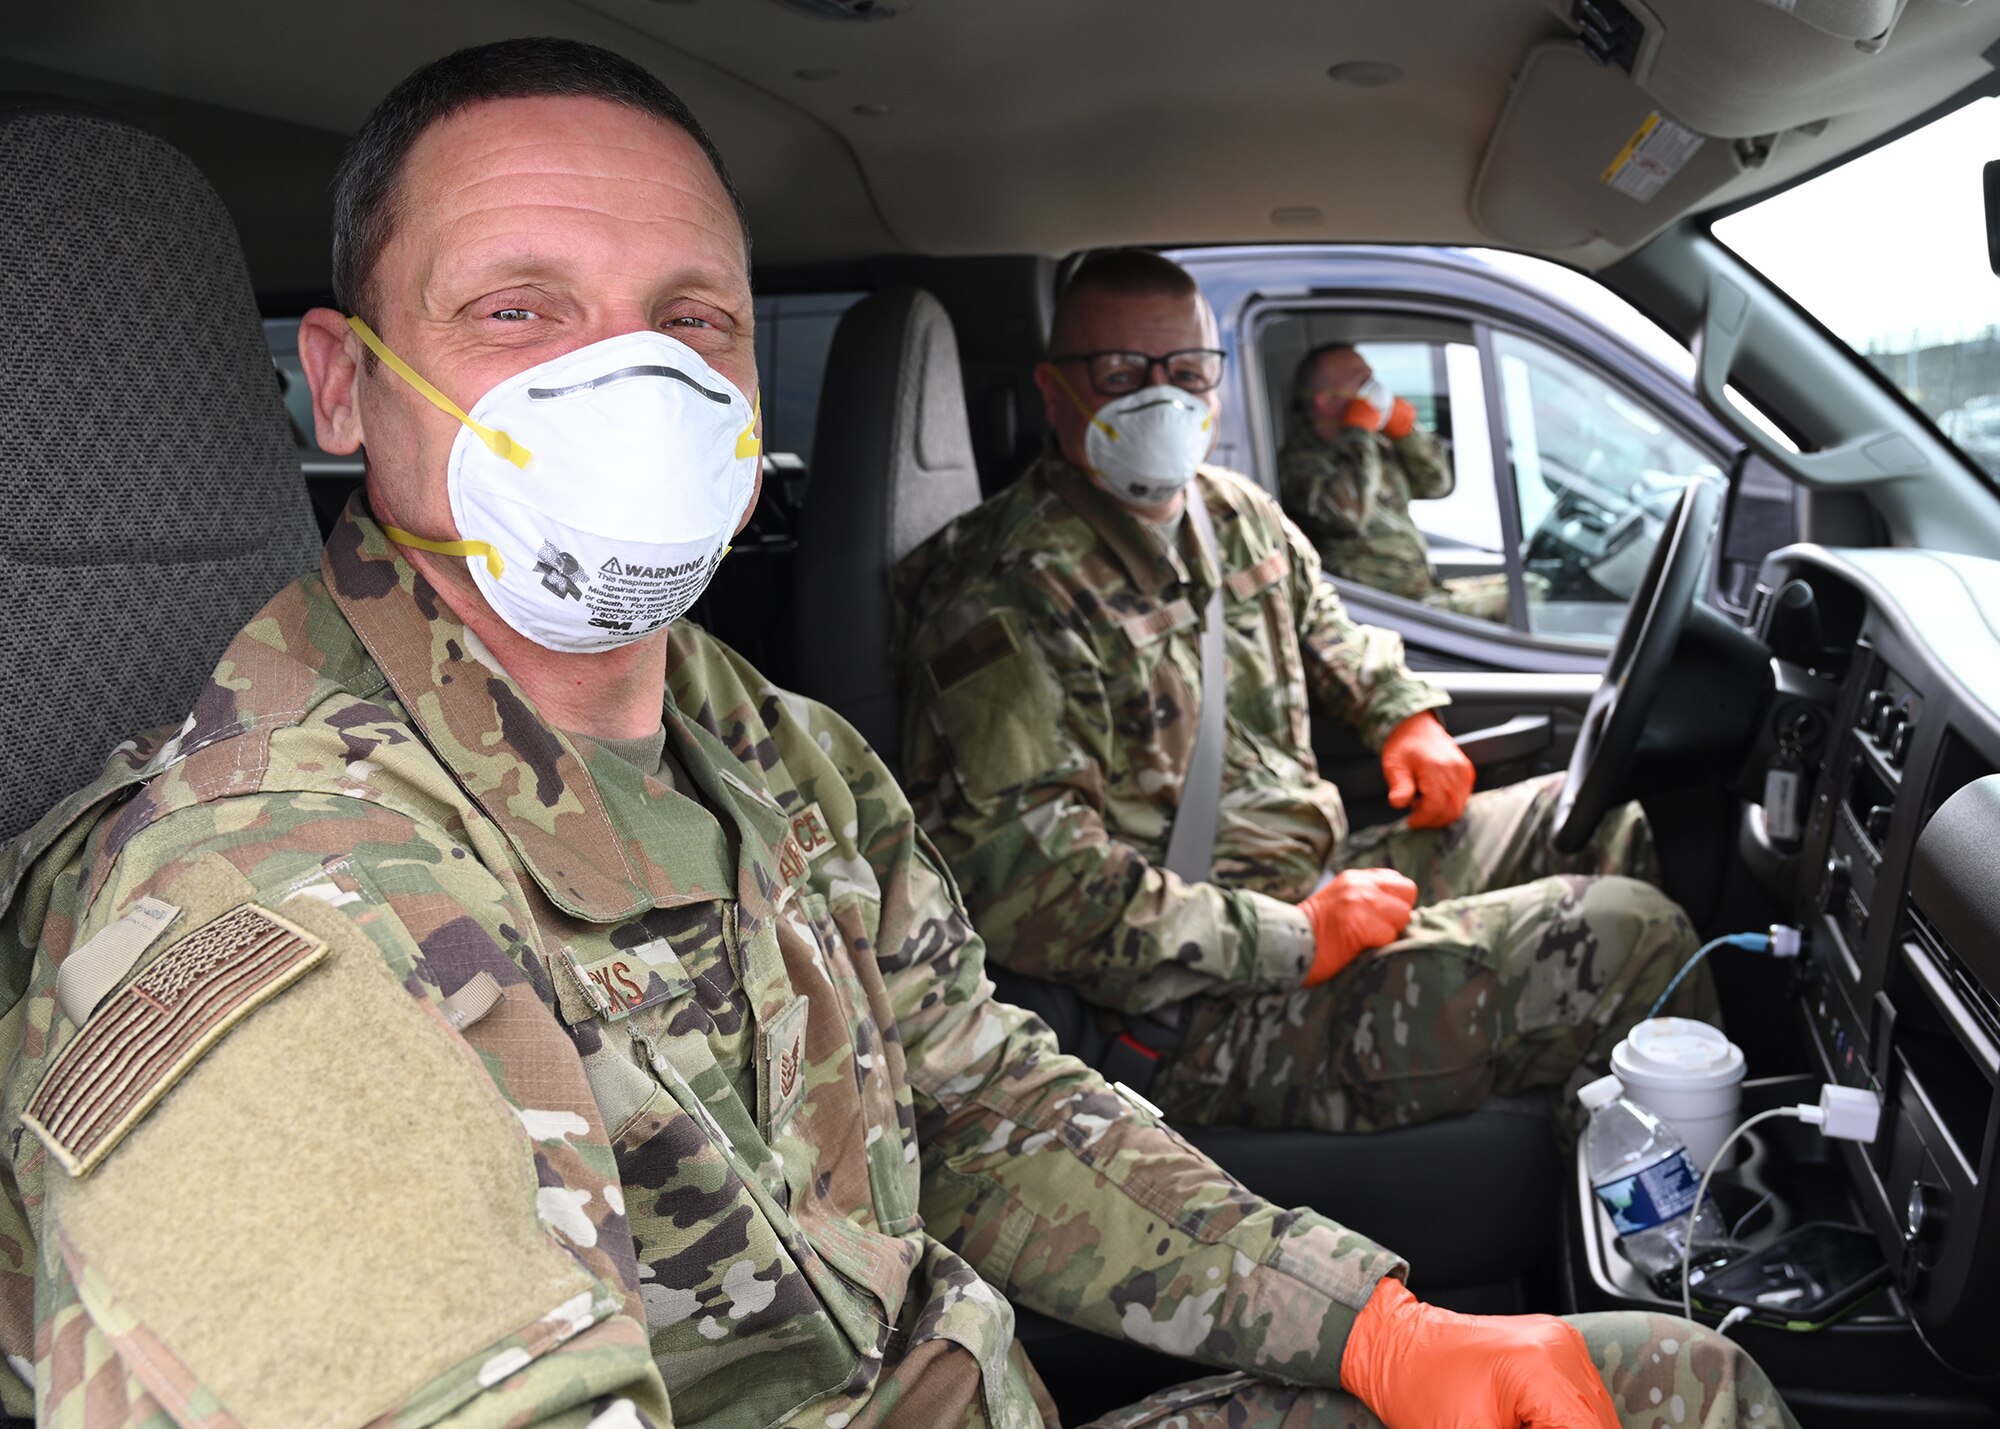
[6,2,2000,1424]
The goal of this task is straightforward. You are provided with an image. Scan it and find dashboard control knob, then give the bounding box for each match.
[1820,855,1852,915]
[1866,804,1894,842]
[1905,1182,1932,1240]
[1905,1182,1944,1264]
[1878,706,1906,746]
[1864,691,1894,731]
[1890,721,1915,766]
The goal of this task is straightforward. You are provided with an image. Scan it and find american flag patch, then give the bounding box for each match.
[23,904,328,1177]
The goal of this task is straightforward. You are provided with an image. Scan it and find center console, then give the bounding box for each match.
[1565,545,2000,1424]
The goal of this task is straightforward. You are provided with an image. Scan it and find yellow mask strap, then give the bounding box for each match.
[379,524,506,580]
[1049,364,1120,441]
[346,316,533,470]
[736,391,763,460]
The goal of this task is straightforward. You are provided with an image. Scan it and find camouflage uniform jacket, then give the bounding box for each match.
[1277,424,1454,602]
[0,501,1405,1428]
[894,455,1449,1018]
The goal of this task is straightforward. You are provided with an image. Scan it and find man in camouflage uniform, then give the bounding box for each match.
[0,41,1790,1429]
[896,252,1704,1138]
[1278,343,1514,622]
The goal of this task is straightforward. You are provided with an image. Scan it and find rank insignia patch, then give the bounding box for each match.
[759,995,810,1135]
[23,904,329,1177]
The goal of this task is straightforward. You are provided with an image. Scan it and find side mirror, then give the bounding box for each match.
[1985,159,2000,278]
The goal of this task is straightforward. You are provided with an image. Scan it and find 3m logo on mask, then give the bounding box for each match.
[535,543,587,601]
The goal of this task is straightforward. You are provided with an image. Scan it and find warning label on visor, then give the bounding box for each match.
[1601,111,1703,203]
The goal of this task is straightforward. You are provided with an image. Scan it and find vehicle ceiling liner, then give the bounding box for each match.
[1,0,1998,272]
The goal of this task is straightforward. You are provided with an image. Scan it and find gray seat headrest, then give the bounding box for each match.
[794,288,983,763]
[0,97,324,846]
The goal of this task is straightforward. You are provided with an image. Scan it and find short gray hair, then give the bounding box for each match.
[1050,250,1201,354]
[330,36,749,322]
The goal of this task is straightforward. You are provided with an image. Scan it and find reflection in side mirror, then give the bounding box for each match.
[1986,159,2000,278]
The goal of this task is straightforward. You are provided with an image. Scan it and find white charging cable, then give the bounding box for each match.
[1679,1084,1883,1327]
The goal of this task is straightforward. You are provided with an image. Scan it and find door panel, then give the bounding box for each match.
[1314,671,1597,831]
[1332,579,1609,677]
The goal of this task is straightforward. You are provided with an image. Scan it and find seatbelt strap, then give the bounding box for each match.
[1162,489,1227,885]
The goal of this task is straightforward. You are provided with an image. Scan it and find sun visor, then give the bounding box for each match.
[1750,0,1898,45]
[1472,43,1744,252]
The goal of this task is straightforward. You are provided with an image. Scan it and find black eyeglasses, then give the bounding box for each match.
[1051,348,1226,397]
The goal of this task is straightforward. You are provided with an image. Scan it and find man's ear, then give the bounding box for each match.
[297,308,368,455]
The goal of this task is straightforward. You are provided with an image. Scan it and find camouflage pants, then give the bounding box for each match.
[1155,774,1712,1132]
[1081,1312,1800,1428]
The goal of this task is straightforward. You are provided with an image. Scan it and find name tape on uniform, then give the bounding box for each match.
[555,938,694,1025]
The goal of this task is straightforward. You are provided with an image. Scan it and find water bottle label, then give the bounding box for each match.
[1591,1149,1702,1235]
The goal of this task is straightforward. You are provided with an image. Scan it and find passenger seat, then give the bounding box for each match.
[793,288,984,766]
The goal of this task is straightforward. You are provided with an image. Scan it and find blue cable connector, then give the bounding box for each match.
[1647,926,1799,1020]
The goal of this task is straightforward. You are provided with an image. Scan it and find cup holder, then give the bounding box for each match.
[1707,1125,1800,1247]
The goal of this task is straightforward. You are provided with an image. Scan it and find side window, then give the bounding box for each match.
[1491,330,1724,643]
[1717,452,1800,616]
[1258,311,1510,625]
[752,292,867,474]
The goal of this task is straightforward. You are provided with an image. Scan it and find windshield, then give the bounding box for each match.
[1714,97,2000,478]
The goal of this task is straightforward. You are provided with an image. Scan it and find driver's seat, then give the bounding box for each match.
[793,284,1563,1308]
[985,964,1562,1304]
[0,97,324,850]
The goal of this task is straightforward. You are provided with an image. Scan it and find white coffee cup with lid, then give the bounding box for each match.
[1609,1017,1746,1170]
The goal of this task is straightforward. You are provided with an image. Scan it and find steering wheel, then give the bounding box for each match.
[1551,474,1725,853]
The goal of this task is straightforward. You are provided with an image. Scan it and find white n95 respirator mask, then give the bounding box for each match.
[349,319,760,654]
[1055,370,1215,506]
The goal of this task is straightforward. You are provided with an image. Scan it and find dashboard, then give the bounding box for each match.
[1743,544,2000,1375]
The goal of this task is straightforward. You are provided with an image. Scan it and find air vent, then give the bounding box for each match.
[766,0,898,19]
[1574,0,1646,71]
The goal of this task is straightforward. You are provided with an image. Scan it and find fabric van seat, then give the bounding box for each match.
[794,287,984,767]
[0,97,324,847]
[985,965,1559,1293]
[793,282,1559,1319]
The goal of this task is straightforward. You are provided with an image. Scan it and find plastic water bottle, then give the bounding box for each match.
[1578,1074,1737,1286]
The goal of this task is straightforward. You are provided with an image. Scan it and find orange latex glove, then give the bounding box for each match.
[1342,1278,1619,1429]
[1381,711,1475,829]
[1299,868,1418,987]
[1341,381,1417,439]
